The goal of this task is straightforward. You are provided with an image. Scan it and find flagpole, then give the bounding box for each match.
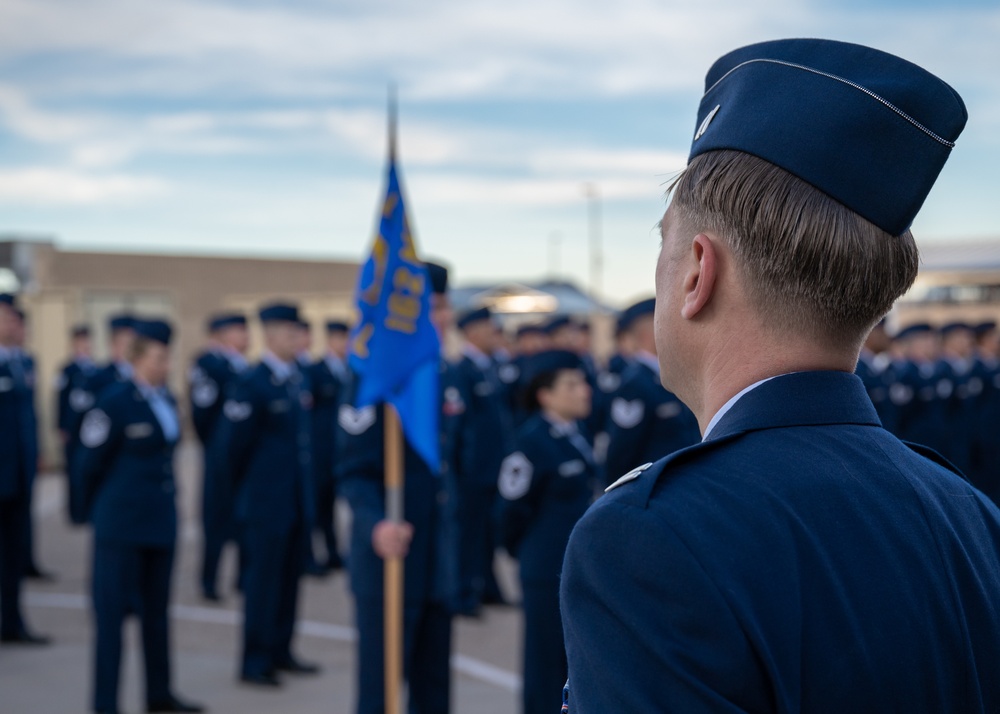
[383,82,405,714]
[384,404,404,714]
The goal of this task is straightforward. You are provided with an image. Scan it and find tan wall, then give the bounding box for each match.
[20,246,361,470]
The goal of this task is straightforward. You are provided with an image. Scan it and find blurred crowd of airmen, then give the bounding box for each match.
[5,278,1000,714]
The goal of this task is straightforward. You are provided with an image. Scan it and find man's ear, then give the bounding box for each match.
[680,233,717,320]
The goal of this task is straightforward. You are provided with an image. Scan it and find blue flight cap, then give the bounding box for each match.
[0,293,16,308]
[619,298,656,332]
[108,313,136,332]
[133,319,172,346]
[425,261,449,295]
[326,320,350,334]
[940,322,973,336]
[207,313,246,333]
[543,315,576,335]
[974,321,997,337]
[522,349,584,385]
[894,323,933,341]
[690,39,967,236]
[457,306,493,331]
[258,302,300,324]
[516,324,546,339]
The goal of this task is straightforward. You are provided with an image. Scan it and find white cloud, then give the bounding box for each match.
[0,167,168,204]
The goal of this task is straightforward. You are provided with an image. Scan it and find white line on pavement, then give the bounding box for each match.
[24,592,522,692]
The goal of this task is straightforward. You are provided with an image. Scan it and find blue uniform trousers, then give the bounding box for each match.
[240,523,303,677]
[456,483,502,608]
[92,542,174,712]
[199,451,236,596]
[0,496,27,637]
[522,581,567,714]
[355,598,451,714]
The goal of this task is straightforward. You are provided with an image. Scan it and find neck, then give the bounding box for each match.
[542,408,573,427]
[681,335,857,435]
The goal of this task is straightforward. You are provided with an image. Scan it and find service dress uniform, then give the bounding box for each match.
[336,358,459,714]
[189,327,248,600]
[498,411,595,714]
[56,349,97,522]
[218,343,315,683]
[0,340,37,642]
[306,339,350,570]
[452,332,511,611]
[604,352,700,486]
[76,321,198,714]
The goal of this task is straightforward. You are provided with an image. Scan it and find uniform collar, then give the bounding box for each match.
[610,371,882,509]
[702,375,781,441]
[262,351,294,382]
[705,370,880,442]
[463,344,493,371]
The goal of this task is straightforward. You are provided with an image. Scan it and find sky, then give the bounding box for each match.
[1,0,998,308]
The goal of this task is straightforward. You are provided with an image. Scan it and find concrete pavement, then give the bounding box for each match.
[1,446,526,714]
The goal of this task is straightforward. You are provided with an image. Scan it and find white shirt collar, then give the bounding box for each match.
[634,350,659,375]
[702,375,781,441]
[262,351,294,382]
[463,344,493,371]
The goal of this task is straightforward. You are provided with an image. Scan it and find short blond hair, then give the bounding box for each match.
[669,150,919,345]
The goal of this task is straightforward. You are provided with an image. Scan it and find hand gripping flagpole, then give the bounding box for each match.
[383,83,405,714]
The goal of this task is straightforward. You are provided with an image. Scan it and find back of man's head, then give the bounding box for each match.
[669,150,918,348]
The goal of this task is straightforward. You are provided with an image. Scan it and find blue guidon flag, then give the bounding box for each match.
[349,149,441,473]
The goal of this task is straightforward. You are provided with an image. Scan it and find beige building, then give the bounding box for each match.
[1,238,360,468]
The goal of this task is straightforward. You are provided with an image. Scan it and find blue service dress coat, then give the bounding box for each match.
[604,357,700,486]
[0,349,32,639]
[189,349,245,596]
[56,356,97,521]
[306,355,348,567]
[451,351,512,609]
[75,380,181,713]
[335,360,460,714]
[497,413,596,714]
[216,358,314,678]
[560,371,1000,714]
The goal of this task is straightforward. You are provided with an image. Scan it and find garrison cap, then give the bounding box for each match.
[522,349,584,385]
[457,306,493,330]
[516,324,546,339]
[543,315,577,335]
[690,38,967,236]
[207,313,246,332]
[258,302,300,324]
[894,323,933,341]
[108,313,136,332]
[0,293,15,307]
[425,261,449,295]
[974,321,997,337]
[941,322,973,335]
[618,298,656,332]
[133,319,173,346]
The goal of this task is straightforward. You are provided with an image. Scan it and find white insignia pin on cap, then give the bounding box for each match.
[694,104,721,141]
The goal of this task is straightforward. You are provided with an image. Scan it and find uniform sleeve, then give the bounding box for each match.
[55,366,72,433]
[604,381,654,486]
[189,357,221,443]
[496,438,545,556]
[74,397,124,522]
[213,376,262,487]
[559,497,763,713]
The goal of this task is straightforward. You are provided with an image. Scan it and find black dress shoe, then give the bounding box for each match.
[276,657,321,675]
[304,563,330,579]
[240,672,282,687]
[324,556,345,571]
[201,590,222,603]
[0,630,51,646]
[147,694,206,712]
[24,566,56,582]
